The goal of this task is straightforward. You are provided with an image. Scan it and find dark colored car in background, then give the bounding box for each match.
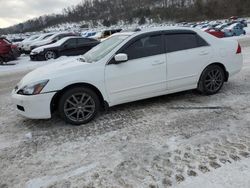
[0,37,20,65]
[30,36,100,61]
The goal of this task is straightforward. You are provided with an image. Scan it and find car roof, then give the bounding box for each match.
[108,27,202,40]
[115,27,200,37]
[62,36,95,40]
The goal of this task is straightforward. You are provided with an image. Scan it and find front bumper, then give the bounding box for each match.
[30,53,45,61]
[11,91,56,119]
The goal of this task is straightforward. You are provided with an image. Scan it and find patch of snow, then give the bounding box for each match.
[0,55,69,76]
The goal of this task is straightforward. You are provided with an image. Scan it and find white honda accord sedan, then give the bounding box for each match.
[12,27,243,125]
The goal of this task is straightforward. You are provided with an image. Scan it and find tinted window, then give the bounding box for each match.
[64,39,77,48]
[122,35,164,60]
[165,33,208,53]
[77,38,94,45]
[197,35,209,47]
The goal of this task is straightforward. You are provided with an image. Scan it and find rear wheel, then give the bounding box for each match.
[198,65,225,95]
[44,51,56,60]
[58,87,100,125]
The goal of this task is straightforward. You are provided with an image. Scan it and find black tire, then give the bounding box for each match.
[0,57,3,65]
[44,51,57,60]
[58,87,100,125]
[197,65,225,95]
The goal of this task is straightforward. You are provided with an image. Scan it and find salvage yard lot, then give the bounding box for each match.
[0,37,250,187]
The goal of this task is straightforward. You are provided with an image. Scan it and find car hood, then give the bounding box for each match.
[19,57,92,87]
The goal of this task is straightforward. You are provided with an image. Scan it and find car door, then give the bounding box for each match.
[165,32,212,90]
[105,34,167,105]
[60,39,77,56]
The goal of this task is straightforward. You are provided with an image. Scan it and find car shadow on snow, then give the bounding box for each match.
[16,88,230,143]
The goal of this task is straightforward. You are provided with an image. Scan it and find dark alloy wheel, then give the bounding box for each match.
[45,51,56,60]
[198,65,225,95]
[58,87,100,125]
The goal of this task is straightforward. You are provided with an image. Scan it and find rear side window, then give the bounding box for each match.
[122,35,164,60]
[64,39,77,48]
[165,33,208,53]
[77,38,94,45]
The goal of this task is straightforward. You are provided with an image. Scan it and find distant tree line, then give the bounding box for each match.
[1,0,250,34]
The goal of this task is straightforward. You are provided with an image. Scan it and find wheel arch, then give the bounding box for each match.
[50,82,108,113]
[199,62,229,83]
[45,49,58,57]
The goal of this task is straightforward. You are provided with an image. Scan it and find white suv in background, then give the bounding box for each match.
[12,27,243,125]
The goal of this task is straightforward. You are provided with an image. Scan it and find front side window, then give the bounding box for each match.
[165,33,208,53]
[122,35,164,60]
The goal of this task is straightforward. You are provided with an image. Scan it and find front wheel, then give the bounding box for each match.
[44,51,57,60]
[58,87,100,125]
[197,65,225,95]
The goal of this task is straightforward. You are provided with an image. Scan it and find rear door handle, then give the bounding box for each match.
[199,51,209,56]
[152,61,165,66]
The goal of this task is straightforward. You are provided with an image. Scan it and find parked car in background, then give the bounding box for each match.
[30,36,99,60]
[0,37,20,65]
[238,19,248,27]
[10,38,24,43]
[20,33,55,53]
[91,29,122,40]
[223,23,246,37]
[204,28,225,38]
[229,16,238,21]
[82,31,96,38]
[29,32,79,52]
[18,35,40,53]
[215,23,232,30]
[12,27,243,125]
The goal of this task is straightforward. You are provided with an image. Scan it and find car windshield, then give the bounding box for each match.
[81,34,130,63]
[43,34,53,39]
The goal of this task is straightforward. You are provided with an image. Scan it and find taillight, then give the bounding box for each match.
[236,44,241,54]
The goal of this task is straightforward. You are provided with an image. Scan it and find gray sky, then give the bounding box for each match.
[0,0,82,28]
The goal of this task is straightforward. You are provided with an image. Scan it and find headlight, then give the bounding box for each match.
[17,80,49,95]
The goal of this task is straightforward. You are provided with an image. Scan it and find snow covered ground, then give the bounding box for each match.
[0,36,250,188]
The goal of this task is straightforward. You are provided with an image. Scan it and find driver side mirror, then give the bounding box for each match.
[114,53,128,63]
